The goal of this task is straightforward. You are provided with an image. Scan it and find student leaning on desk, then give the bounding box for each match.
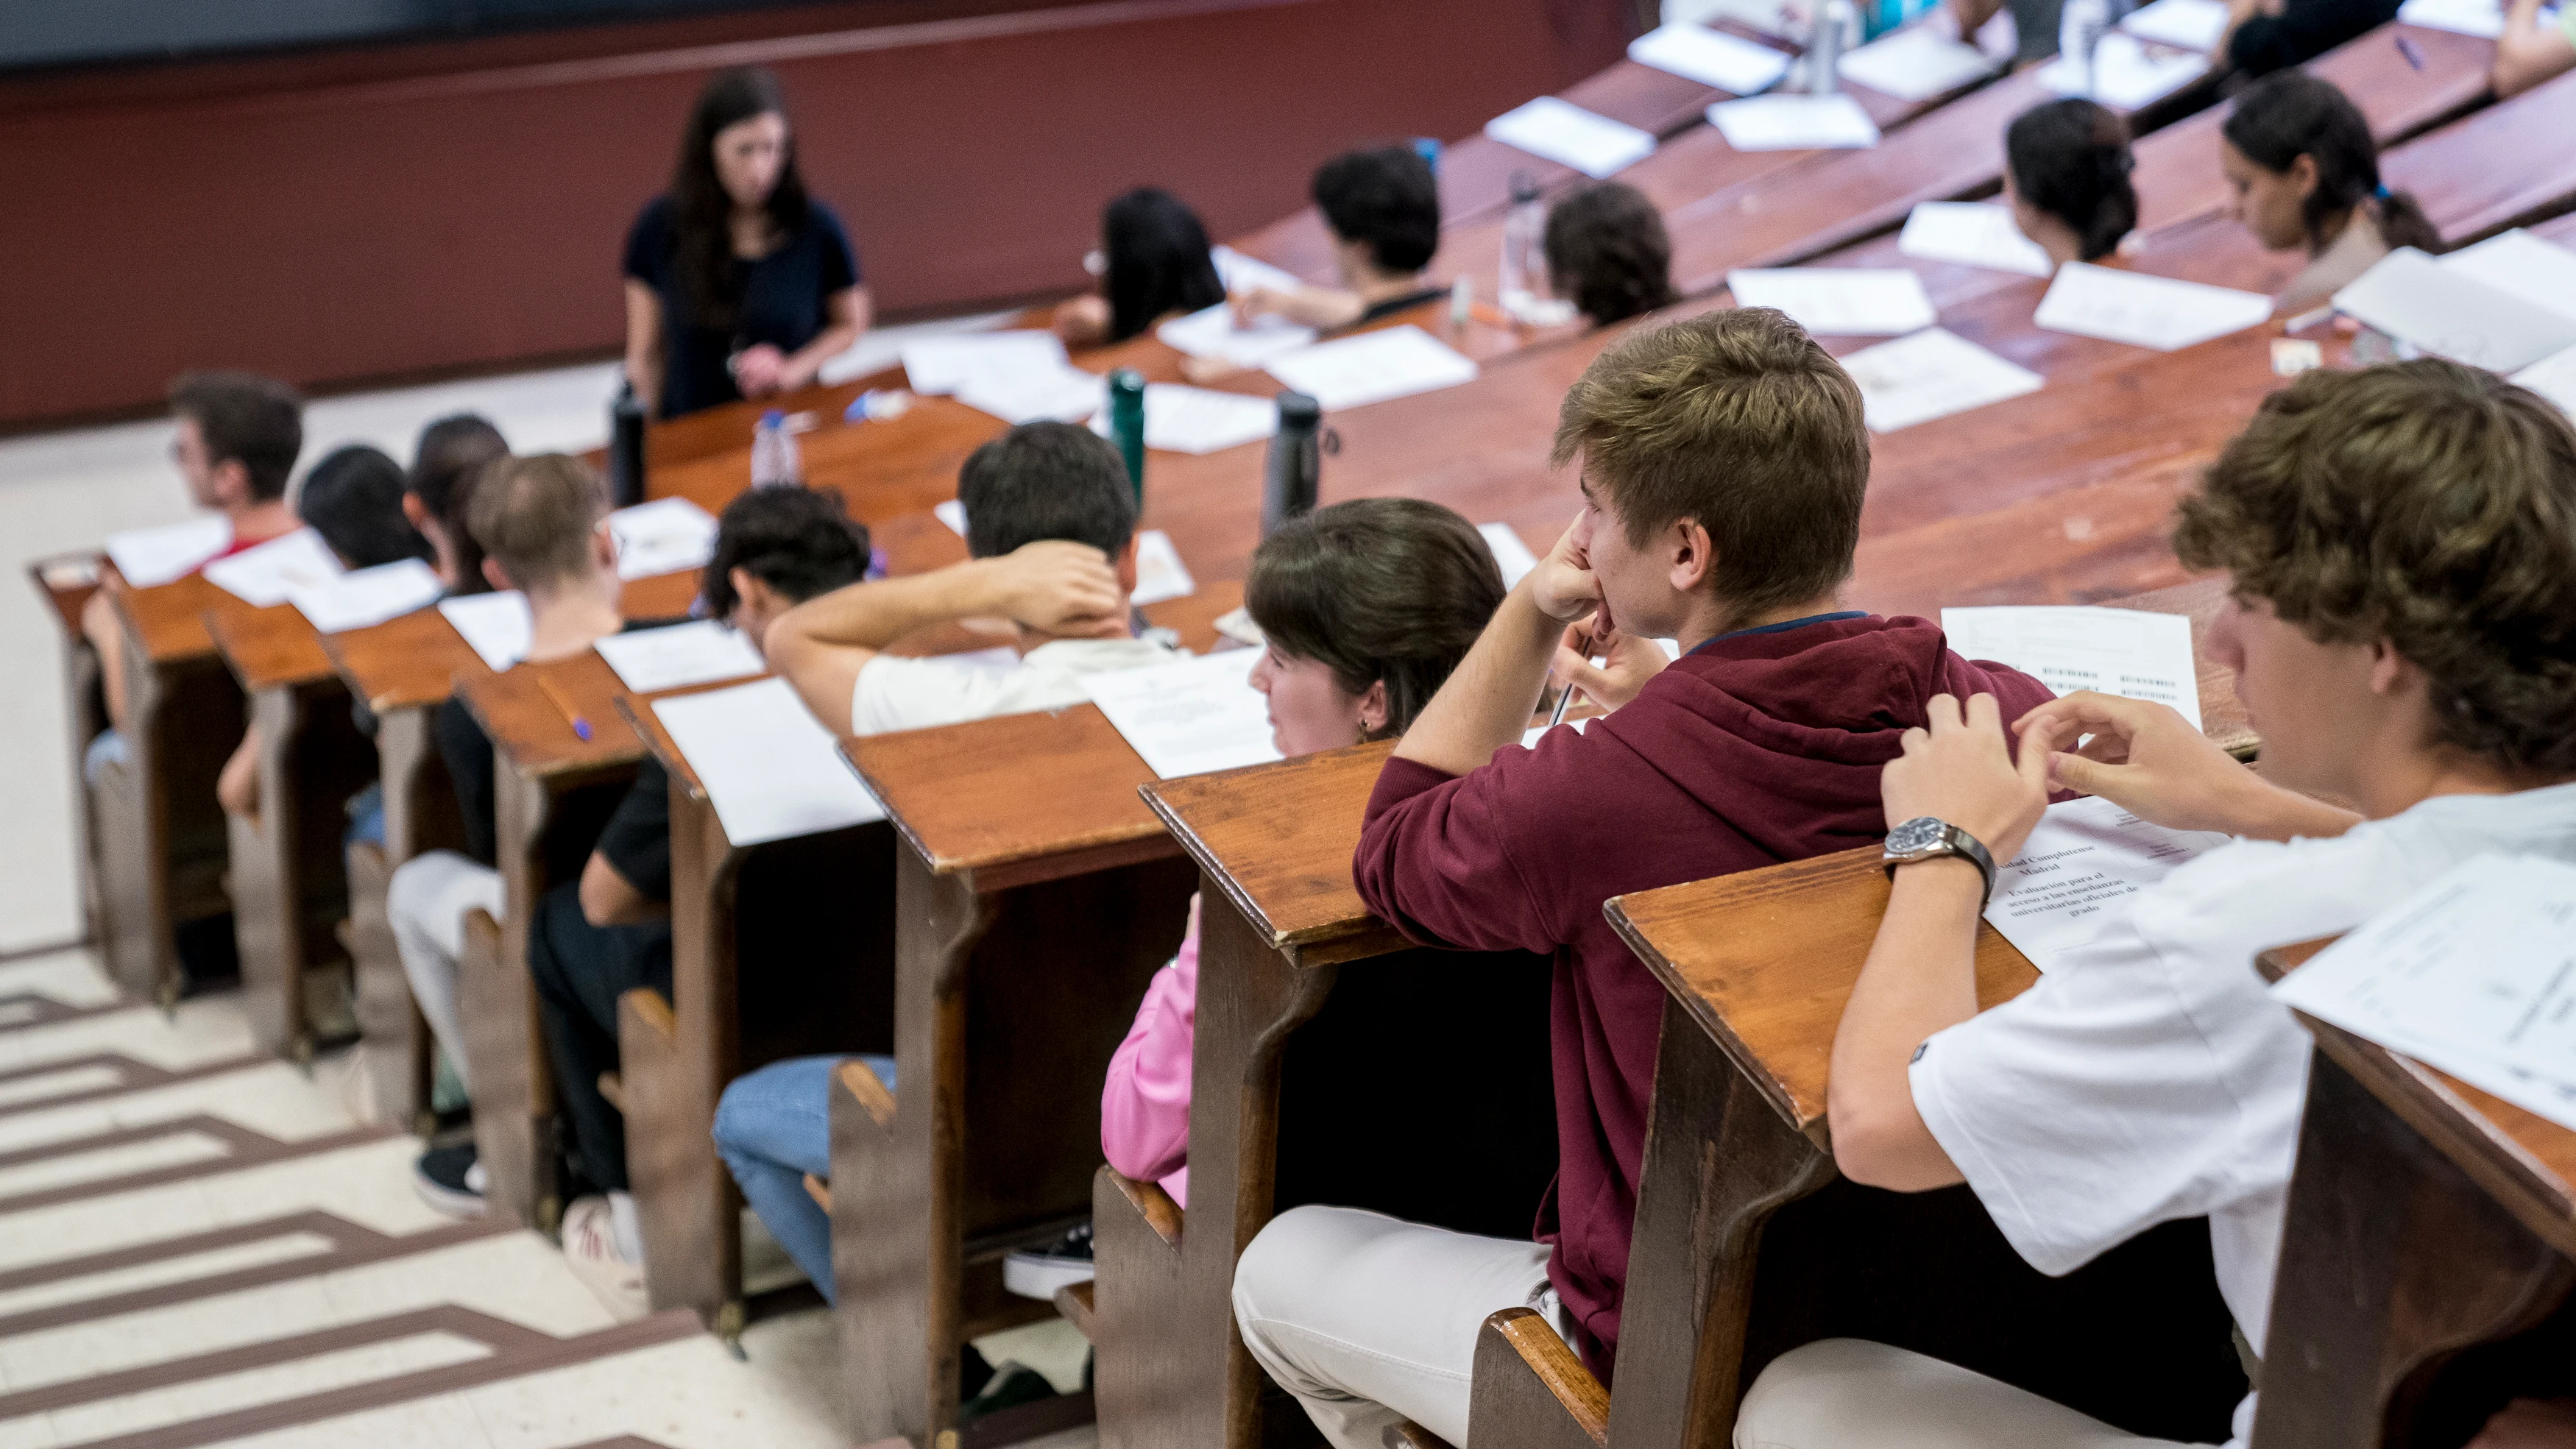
[1053,187,1228,348]
[1233,146,1448,332]
[1761,358,2576,1449]
[2221,71,2441,317]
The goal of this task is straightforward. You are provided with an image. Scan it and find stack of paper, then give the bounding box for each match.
[1843,328,2045,432]
[1727,268,1938,335]
[1082,651,1284,780]
[1119,384,1280,455]
[205,528,342,606]
[607,497,721,581]
[2037,32,2209,108]
[1669,0,1804,40]
[105,517,230,588]
[2035,262,2271,351]
[1628,22,1794,93]
[1984,796,2232,970]
[594,619,765,693]
[2333,248,2576,373]
[1479,522,1542,588]
[1211,246,1307,297]
[653,676,887,846]
[1709,93,1883,150]
[1900,202,2056,278]
[1941,604,2203,727]
[899,331,1071,396]
[2118,0,2232,50]
[2396,0,2511,36]
[956,363,1105,426]
[1158,303,1317,369]
[2272,854,2576,1130]
[2513,346,2576,417]
[439,591,533,672]
[2439,229,2576,322]
[1837,25,1998,100]
[1485,97,1657,179]
[289,558,444,634]
[1264,326,1480,411]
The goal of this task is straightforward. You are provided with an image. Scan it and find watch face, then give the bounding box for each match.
[1886,816,1947,857]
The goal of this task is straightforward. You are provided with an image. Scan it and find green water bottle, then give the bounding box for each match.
[1108,369,1147,504]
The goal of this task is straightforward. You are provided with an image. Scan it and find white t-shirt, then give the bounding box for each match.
[1910,780,2576,1446]
[849,636,1184,737]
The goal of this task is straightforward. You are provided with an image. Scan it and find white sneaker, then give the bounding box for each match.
[559,1195,649,1320]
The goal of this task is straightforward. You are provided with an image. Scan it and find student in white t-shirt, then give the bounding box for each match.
[765,419,1182,736]
[1734,358,2576,1449]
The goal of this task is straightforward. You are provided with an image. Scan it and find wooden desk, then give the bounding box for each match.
[29,553,106,950]
[2385,63,2576,243]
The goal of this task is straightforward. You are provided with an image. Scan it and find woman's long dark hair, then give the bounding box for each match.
[2221,71,2442,255]
[2006,99,2137,262]
[299,445,432,570]
[1101,188,1226,343]
[670,67,812,330]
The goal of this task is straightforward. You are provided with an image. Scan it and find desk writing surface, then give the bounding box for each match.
[32,556,99,637]
[1142,738,1397,956]
[112,570,236,663]
[460,650,645,782]
[205,603,336,692]
[2385,64,2576,244]
[322,569,702,718]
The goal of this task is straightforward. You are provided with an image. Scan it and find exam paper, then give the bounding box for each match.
[607,497,720,581]
[934,499,967,536]
[2513,345,2576,417]
[1479,522,1540,588]
[1843,327,2045,433]
[1485,97,1657,180]
[593,618,765,694]
[204,528,343,606]
[1211,246,1307,298]
[2334,248,2576,374]
[1132,530,1196,607]
[1082,650,1284,780]
[2439,230,2576,324]
[1521,716,1593,749]
[1709,93,1883,150]
[1132,384,1278,455]
[2396,0,2512,36]
[1941,604,2203,728]
[2034,262,2271,351]
[652,676,888,846]
[289,558,443,634]
[2118,0,2231,51]
[105,517,230,588]
[1727,268,1938,336]
[898,331,1070,397]
[1899,201,2056,278]
[1264,326,1480,411]
[1984,796,2231,971]
[956,361,1105,426]
[1158,302,1317,369]
[2037,32,2209,108]
[2271,854,2576,1129]
[1629,22,1793,93]
[1836,25,1998,100]
[439,591,532,672]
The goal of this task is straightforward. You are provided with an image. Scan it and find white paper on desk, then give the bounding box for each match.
[593,618,765,693]
[1211,245,1309,298]
[1728,268,1937,336]
[1941,604,2203,728]
[2119,0,2231,50]
[653,676,887,846]
[1081,650,1284,780]
[933,499,969,536]
[2037,32,2209,108]
[1479,522,1541,588]
[957,361,1106,426]
[604,497,718,581]
[1630,22,1793,93]
[1900,201,2056,278]
[1837,26,1998,100]
[899,330,1069,397]
[1521,715,1593,750]
[2440,230,2576,324]
[204,528,343,606]
[1130,384,1278,455]
[1158,302,1317,369]
[1709,93,1883,150]
[2272,854,2576,1129]
[1130,529,1197,607]
[2396,0,2513,36]
[1984,796,2230,971]
[2513,345,2576,418]
[1485,96,1657,180]
[1844,327,2045,433]
[438,590,532,672]
[1264,326,1479,411]
[2035,261,2271,351]
[105,516,230,589]
[289,558,443,634]
[2334,248,2576,375]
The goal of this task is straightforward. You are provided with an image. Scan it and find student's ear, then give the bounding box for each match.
[210,458,252,509]
[483,557,513,592]
[1356,679,1390,736]
[1666,517,1716,594]
[2366,637,2413,698]
[1115,535,1141,595]
[2288,152,2321,205]
[400,493,431,530]
[591,520,620,574]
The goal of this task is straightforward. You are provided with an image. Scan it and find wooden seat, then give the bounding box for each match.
[1467,1309,1605,1449]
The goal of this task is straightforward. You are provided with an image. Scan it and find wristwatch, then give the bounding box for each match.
[1881,816,1998,907]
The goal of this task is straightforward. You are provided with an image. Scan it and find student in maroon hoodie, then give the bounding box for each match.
[1228,308,2056,1449]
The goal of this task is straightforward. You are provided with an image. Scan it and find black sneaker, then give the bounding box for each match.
[411,1143,486,1219]
[960,1361,1059,1422]
[1002,1221,1094,1300]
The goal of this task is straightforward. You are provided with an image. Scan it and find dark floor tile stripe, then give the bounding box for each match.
[0,1119,395,1215]
[0,1053,275,1123]
[0,995,128,1035]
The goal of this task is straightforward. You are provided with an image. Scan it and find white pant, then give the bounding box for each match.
[388,850,503,1092]
[1231,1205,1571,1449]
[1734,1340,2204,1449]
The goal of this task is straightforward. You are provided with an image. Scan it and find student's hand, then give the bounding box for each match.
[2469,1400,2576,1449]
[1528,511,1605,628]
[2014,691,2265,835]
[986,540,1125,634]
[1552,623,1666,712]
[1233,288,1295,325]
[733,344,790,397]
[1055,295,1111,347]
[1883,693,2053,868]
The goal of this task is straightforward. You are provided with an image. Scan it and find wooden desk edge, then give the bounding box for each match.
[205,607,339,692]
[1604,891,1825,1146]
[1139,777,1409,969]
[842,732,1182,892]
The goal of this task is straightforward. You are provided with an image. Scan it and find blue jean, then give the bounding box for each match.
[713,1053,896,1304]
[344,782,385,849]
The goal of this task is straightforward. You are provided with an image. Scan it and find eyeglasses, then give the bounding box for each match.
[1082,250,1108,278]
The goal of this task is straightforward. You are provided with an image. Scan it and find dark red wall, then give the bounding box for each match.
[0,0,1632,428]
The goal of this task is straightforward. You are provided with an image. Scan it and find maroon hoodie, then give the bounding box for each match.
[1353,613,2054,1374]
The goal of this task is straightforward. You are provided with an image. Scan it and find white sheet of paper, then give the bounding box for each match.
[2513,344,2576,417]
[2439,229,2576,324]
[1157,302,1318,368]
[957,361,1105,426]
[1629,22,1794,93]
[1984,796,2232,971]
[1836,25,1998,99]
[1211,245,1307,297]
[1709,93,1883,150]
[1485,96,1657,179]
[2035,261,2271,351]
[1479,522,1541,588]
[1520,716,1593,749]
[1843,327,2045,432]
[1672,0,1805,39]
[2118,0,2232,50]
[1899,201,2055,277]
[2271,854,2576,1128]
[1941,603,2203,727]
[899,330,1070,396]
[1136,384,1278,455]
[1082,650,1284,780]
[1264,326,1480,411]
[438,590,532,672]
[1727,268,1938,336]
[652,676,887,846]
[934,499,968,536]
[1131,529,1196,607]
[606,497,719,581]
[2334,247,2576,374]
[203,528,344,606]
[593,619,765,694]
[2037,32,2209,107]
[2396,0,2508,35]
[289,558,444,634]
[105,517,230,588]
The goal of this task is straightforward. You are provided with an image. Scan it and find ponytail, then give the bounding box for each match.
[2222,71,2441,255]
[2005,99,2138,262]
[2371,187,2445,254]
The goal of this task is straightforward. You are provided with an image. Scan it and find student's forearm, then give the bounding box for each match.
[1827,860,1979,1191]
[784,324,860,390]
[779,563,1001,653]
[2225,776,2363,842]
[1391,584,1563,776]
[84,594,130,731]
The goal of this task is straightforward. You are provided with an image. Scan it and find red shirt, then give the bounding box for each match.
[1354,614,2054,1374]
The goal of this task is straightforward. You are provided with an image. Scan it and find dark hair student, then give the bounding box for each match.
[701,485,873,620]
[2222,71,2439,253]
[408,414,509,595]
[2005,99,2138,263]
[956,420,1139,561]
[168,371,303,503]
[299,445,431,571]
[1103,188,1225,343]
[1313,146,1442,274]
[1544,182,1679,327]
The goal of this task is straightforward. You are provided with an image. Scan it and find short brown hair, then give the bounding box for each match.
[1546,182,1679,327]
[169,370,303,502]
[1551,308,1869,618]
[465,453,609,592]
[2175,360,2576,776]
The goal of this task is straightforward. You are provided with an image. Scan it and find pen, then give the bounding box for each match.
[537,675,594,743]
[1547,631,1593,729]
[2394,32,2424,69]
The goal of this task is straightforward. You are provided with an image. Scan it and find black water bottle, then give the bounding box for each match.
[1262,391,1323,536]
[607,379,647,508]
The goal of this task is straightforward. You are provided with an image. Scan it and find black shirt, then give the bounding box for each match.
[594,757,673,904]
[622,195,862,419]
[434,697,499,868]
[2228,0,2402,73]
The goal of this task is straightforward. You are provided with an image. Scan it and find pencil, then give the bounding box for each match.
[536,675,594,743]
[1547,631,1593,729]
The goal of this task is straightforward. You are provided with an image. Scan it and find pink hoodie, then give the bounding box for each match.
[1101,896,1200,1207]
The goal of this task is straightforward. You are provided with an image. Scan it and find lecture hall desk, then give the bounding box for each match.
[28,553,106,949]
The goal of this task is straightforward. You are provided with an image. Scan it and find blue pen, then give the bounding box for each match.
[537,676,595,743]
[2395,32,2424,69]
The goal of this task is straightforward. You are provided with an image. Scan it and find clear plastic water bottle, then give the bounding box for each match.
[1500,174,1547,324]
[1805,0,1855,93]
[2060,0,2112,96]
[750,409,800,488]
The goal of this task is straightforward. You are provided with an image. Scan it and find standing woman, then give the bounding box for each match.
[2220,71,2442,316]
[623,67,868,419]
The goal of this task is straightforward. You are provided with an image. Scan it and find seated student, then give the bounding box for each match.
[2221,70,2441,315]
[2006,98,2137,267]
[2497,0,2576,96]
[1952,0,2067,68]
[1054,188,1227,348]
[1233,146,1443,333]
[2222,0,2401,77]
[1228,309,2056,1449]
[406,414,510,594]
[1735,358,2576,1448]
[397,454,627,1218]
[1542,181,1678,328]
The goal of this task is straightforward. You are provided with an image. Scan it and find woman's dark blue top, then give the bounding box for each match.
[622,195,861,417]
